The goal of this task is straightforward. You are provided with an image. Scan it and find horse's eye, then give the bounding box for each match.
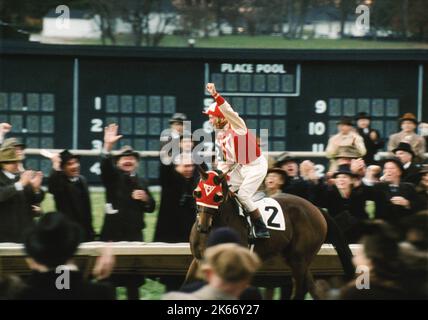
[213,193,223,202]
[193,190,202,198]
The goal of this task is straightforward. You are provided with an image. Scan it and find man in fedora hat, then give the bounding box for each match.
[100,124,156,299]
[100,124,155,242]
[326,117,366,172]
[160,112,189,149]
[46,149,95,241]
[273,154,315,201]
[2,137,27,172]
[0,146,44,242]
[388,113,426,163]
[392,142,421,185]
[355,112,384,165]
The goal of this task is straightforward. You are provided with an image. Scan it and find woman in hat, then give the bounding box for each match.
[355,112,384,165]
[372,158,422,226]
[415,166,428,210]
[388,113,426,163]
[264,168,288,197]
[313,164,371,243]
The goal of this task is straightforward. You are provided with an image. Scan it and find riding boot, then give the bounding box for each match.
[248,208,270,239]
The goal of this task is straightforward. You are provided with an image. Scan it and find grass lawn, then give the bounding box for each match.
[49,34,428,49]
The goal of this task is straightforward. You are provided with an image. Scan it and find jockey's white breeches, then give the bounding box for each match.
[228,155,268,212]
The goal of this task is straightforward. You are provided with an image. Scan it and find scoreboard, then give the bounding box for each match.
[0,43,426,183]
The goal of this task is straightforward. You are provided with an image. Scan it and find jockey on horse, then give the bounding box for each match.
[204,83,270,239]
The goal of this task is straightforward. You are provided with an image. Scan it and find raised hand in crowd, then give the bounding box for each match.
[92,245,116,281]
[350,158,366,176]
[31,205,42,216]
[0,122,12,144]
[51,154,61,171]
[299,160,319,182]
[103,123,123,152]
[30,171,43,192]
[132,189,149,202]
[0,122,12,134]
[40,149,61,171]
[19,170,34,186]
[390,196,410,208]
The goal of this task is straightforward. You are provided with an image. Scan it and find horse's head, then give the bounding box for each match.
[193,166,229,234]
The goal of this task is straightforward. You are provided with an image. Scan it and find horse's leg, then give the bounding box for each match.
[264,287,275,300]
[280,277,293,300]
[288,257,310,300]
[306,271,321,300]
[183,258,199,285]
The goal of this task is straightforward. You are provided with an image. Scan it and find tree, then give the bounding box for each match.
[119,0,176,46]
[172,0,215,37]
[90,0,118,45]
[339,0,357,37]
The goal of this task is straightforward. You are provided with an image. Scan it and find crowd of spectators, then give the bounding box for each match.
[0,109,426,300]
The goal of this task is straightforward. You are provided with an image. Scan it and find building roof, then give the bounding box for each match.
[305,5,356,23]
[45,9,94,20]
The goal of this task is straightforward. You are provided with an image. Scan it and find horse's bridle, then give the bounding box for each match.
[196,206,217,234]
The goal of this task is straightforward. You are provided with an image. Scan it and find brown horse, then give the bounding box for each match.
[186,168,355,300]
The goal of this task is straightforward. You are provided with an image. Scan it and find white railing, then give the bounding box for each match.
[23,148,428,158]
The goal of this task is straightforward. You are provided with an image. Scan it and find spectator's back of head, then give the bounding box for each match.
[201,243,261,283]
[0,275,26,300]
[206,227,242,248]
[400,211,428,250]
[356,221,402,280]
[24,212,83,268]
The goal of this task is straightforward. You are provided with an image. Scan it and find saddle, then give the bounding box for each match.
[230,191,286,240]
[229,191,268,241]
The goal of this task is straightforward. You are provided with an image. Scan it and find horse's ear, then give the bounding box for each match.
[197,165,208,180]
[213,193,223,202]
[217,163,236,182]
[213,175,221,185]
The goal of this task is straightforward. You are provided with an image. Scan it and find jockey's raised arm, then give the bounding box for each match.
[211,93,247,135]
